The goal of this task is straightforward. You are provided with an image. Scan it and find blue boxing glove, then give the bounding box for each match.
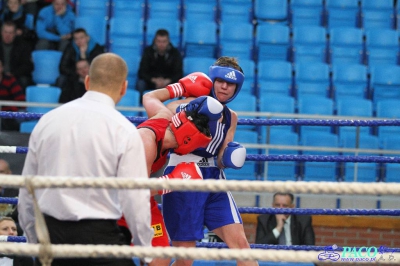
[222,142,247,169]
[177,96,223,121]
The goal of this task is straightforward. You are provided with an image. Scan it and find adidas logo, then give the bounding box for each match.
[188,75,197,83]
[225,71,237,80]
[197,157,209,167]
[181,172,192,179]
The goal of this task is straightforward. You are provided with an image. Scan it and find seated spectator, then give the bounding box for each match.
[0,21,33,91]
[35,0,74,52]
[59,58,88,103]
[255,192,315,245]
[136,29,183,103]
[57,28,104,88]
[0,58,25,131]
[0,217,34,266]
[0,0,37,49]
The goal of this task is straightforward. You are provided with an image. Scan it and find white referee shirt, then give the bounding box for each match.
[18,91,153,248]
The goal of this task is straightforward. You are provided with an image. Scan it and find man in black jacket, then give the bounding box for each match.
[0,21,33,91]
[136,29,183,103]
[255,192,315,245]
[57,28,104,89]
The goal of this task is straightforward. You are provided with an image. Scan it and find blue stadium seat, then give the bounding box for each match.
[145,18,181,48]
[290,0,324,27]
[292,26,327,63]
[224,129,258,180]
[117,89,141,117]
[111,0,145,19]
[381,135,400,182]
[301,131,339,182]
[257,60,292,96]
[325,0,359,29]
[360,0,395,30]
[147,0,181,20]
[31,50,62,85]
[254,0,288,24]
[370,65,400,108]
[376,99,400,142]
[239,59,256,94]
[328,27,364,64]
[111,51,141,91]
[20,120,39,134]
[227,94,257,115]
[365,29,399,66]
[255,24,290,62]
[219,21,254,60]
[74,16,107,46]
[26,85,61,114]
[76,0,110,19]
[264,131,298,181]
[331,63,368,100]
[183,21,217,58]
[182,57,215,77]
[294,62,330,98]
[108,17,144,56]
[219,0,253,23]
[298,96,334,136]
[259,94,295,138]
[336,97,373,140]
[341,134,379,182]
[183,1,217,22]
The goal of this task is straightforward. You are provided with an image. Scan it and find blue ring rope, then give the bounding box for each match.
[1,197,397,216]
[3,112,400,127]
[4,147,400,164]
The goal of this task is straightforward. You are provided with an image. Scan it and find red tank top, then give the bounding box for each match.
[137,118,170,173]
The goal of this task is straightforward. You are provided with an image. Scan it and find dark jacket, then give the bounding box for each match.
[59,75,85,103]
[59,39,104,76]
[0,36,33,78]
[255,214,315,245]
[138,43,183,90]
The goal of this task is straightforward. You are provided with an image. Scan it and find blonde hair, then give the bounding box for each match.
[88,53,128,93]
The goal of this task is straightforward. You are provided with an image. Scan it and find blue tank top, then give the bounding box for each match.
[191,105,232,158]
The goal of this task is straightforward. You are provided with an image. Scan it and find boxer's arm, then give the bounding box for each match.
[217,110,238,168]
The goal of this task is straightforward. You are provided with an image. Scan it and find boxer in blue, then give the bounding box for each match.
[145,57,259,266]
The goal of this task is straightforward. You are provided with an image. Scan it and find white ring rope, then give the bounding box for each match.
[1,174,399,195]
[0,243,397,264]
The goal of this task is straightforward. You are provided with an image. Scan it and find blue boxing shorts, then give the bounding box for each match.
[162,160,242,241]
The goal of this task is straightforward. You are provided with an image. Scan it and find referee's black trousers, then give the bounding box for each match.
[35,215,136,266]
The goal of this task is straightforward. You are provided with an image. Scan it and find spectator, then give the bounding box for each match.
[136,29,183,103]
[0,217,34,266]
[59,58,88,103]
[255,192,315,245]
[18,53,153,266]
[0,158,18,197]
[35,0,74,52]
[58,28,104,88]
[0,21,34,91]
[21,0,38,17]
[1,0,28,36]
[0,58,25,131]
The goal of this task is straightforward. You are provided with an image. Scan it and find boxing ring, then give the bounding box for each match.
[0,111,399,265]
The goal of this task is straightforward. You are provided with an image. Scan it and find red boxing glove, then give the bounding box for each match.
[166,72,213,99]
[158,162,203,195]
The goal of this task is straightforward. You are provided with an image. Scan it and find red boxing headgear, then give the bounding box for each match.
[170,111,211,155]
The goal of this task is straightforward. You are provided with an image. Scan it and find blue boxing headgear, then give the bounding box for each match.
[209,65,245,104]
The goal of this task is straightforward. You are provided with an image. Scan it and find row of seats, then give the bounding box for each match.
[28,48,400,116]
[75,0,400,30]
[225,129,400,183]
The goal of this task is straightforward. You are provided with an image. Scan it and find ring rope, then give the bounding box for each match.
[1,175,400,195]
[0,197,398,216]
[2,146,400,163]
[3,236,400,254]
[0,243,397,264]
[3,111,400,126]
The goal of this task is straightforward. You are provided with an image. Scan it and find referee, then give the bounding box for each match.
[18,53,153,266]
